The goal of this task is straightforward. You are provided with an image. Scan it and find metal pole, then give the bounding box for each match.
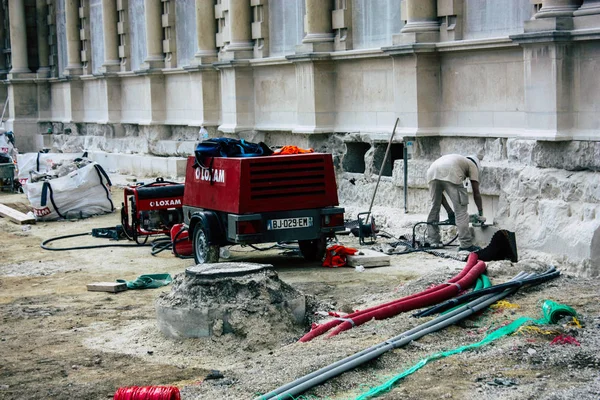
[367,117,399,215]
[1,97,9,124]
[403,145,408,213]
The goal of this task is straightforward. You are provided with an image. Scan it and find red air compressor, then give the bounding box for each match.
[121,178,185,243]
[182,153,345,264]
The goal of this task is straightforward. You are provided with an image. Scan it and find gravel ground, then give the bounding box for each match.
[1,184,599,400]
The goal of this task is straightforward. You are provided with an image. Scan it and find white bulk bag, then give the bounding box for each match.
[17,152,86,184]
[25,162,114,221]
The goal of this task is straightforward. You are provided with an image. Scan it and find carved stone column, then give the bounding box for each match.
[141,0,164,70]
[534,0,583,18]
[398,0,439,43]
[193,0,217,64]
[222,0,254,60]
[8,0,30,74]
[297,0,334,52]
[64,0,83,75]
[574,0,600,15]
[101,0,120,72]
[36,0,51,77]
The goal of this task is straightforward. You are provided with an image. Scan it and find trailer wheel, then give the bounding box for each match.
[298,236,327,262]
[193,225,220,264]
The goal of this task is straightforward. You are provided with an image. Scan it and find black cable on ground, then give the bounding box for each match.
[41,232,153,251]
[364,230,464,261]
[150,229,194,259]
[386,236,466,261]
[413,267,560,318]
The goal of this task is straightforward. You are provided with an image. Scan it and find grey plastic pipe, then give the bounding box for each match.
[257,271,532,400]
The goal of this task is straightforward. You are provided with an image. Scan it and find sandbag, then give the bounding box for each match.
[25,162,114,221]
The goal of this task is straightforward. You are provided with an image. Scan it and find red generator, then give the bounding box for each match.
[121,178,185,242]
[183,152,345,264]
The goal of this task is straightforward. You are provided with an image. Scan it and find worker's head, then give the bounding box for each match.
[466,154,482,172]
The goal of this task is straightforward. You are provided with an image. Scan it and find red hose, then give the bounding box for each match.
[114,386,181,400]
[299,253,481,342]
[326,260,487,338]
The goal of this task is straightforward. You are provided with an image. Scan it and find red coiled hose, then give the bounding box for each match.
[113,386,181,400]
[299,253,482,342]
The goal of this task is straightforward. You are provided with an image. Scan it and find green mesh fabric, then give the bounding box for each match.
[355,300,577,400]
[116,273,173,289]
[441,274,492,316]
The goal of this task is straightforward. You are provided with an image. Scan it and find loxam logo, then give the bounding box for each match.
[33,207,52,217]
[150,199,182,207]
[195,167,225,183]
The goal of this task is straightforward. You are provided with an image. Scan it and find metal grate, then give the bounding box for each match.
[248,158,327,200]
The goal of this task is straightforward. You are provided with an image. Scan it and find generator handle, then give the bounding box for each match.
[138,177,181,188]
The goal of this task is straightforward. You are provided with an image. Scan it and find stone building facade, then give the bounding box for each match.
[1,0,599,274]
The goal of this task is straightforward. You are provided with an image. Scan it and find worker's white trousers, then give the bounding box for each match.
[427,179,473,248]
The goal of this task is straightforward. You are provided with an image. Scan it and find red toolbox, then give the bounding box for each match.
[183,153,339,214]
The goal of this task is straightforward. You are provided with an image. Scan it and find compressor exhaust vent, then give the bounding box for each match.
[248,157,327,201]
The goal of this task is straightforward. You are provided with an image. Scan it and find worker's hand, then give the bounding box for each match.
[469,214,486,225]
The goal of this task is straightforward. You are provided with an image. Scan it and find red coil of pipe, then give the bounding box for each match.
[114,386,181,400]
[298,253,480,342]
[326,260,487,338]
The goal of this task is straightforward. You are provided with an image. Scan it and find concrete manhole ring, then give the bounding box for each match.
[185,262,273,279]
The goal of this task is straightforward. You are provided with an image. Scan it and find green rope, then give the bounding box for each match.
[355,300,577,400]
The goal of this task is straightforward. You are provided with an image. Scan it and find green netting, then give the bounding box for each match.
[542,300,577,323]
[354,300,577,400]
[116,273,173,289]
[441,274,492,316]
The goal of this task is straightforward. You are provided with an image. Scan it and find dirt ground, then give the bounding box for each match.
[1,184,599,400]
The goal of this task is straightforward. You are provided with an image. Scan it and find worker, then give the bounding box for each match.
[426,153,485,252]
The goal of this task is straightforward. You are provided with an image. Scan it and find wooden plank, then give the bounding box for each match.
[86,282,128,293]
[0,203,36,224]
[346,249,391,268]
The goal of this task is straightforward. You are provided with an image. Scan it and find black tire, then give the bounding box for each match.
[298,236,327,262]
[193,224,220,264]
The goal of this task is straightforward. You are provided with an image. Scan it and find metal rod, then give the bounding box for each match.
[367,117,399,216]
[403,144,408,213]
[1,97,8,124]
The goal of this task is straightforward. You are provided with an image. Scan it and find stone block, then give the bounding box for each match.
[346,249,391,268]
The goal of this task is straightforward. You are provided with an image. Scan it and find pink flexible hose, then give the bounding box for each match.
[299,253,481,342]
[326,259,487,338]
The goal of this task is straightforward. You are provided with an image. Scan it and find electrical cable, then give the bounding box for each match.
[299,253,482,342]
[41,231,153,251]
[150,229,194,259]
[257,269,547,400]
[413,266,559,318]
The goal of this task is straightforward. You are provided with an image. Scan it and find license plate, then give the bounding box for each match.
[267,217,313,230]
